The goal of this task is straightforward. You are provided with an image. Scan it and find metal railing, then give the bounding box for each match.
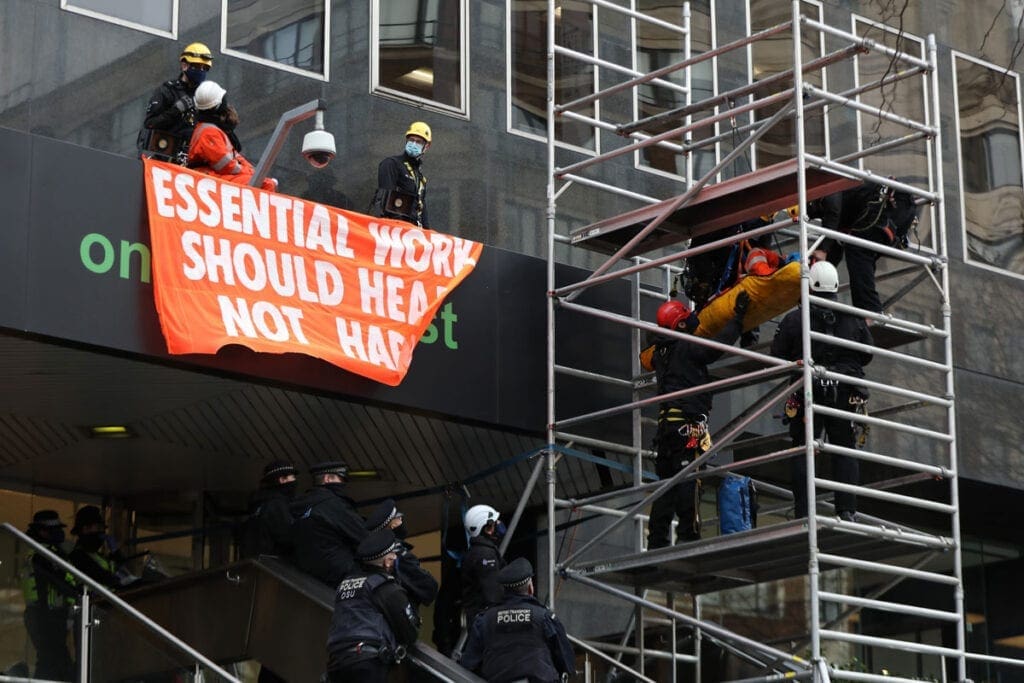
[2,522,240,683]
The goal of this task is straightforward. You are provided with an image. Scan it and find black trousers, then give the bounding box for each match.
[327,657,391,682]
[24,605,73,681]
[789,383,860,517]
[648,419,704,548]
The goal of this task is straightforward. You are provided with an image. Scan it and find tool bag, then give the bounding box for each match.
[718,475,758,534]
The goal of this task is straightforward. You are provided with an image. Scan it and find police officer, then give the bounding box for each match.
[21,510,76,681]
[460,558,577,683]
[461,504,506,625]
[364,499,439,608]
[291,461,367,586]
[138,42,214,164]
[370,122,432,227]
[648,291,749,548]
[68,505,125,589]
[325,529,420,682]
[240,460,299,559]
[771,261,873,521]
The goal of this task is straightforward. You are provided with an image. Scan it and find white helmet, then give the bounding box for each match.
[194,81,226,111]
[809,261,839,293]
[464,504,500,538]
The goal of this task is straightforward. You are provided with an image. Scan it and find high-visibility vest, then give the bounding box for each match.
[20,548,76,610]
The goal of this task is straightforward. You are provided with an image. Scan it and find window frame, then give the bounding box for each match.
[505,0,600,155]
[745,0,828,172]
[951,49,1024,281]
[220,0,331,82]
[61,0,179,39]
[632,0,719,183]
[370,0,470,119]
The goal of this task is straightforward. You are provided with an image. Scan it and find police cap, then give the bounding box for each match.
[497,557,533,589]
[30,510,66,529]
[309,461,348,479]
[355,529,401,562]
[261,460,298,482]
[364,499,402,532]
[71,505,105,535]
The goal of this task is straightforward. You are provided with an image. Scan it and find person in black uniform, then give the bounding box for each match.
[771,261,873,521]
[325,529,421,682]
[808,183,919,314]
[22,510,77,681]
[364,499,439,609]
[460,558,576,683]
[648,291,749,548]
[68,505,125,589]
[137,41,214,164]
[291,461,367,587]
[369,121,432,227]
[460,504,506,625]
[240,460,299,559]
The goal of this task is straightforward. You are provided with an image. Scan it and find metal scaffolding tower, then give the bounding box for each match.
[536,1,1006,680]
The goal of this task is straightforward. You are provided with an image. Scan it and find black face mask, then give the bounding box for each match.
[77,532,104,553]
[277,481,298,498]
[393,523,408,540]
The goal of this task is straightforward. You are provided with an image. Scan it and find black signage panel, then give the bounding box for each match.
[0,128,32,327]
[9,128,631,434]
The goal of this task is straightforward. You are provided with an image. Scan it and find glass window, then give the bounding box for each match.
[508,0,596,150]
[953,53,1024,277]
[373,0,467,115]
[635,0,716,179]
[748,0,826,169]
[223,0,328,79]
[62,0,176,37]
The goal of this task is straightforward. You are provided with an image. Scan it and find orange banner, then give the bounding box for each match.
[143,159,483,386]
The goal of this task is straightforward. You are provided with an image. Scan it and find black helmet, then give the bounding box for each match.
[29,509,66,530]
[71,505,106,535]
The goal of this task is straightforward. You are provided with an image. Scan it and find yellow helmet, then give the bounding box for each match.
[405,121,432,143]
[180,42,213,67]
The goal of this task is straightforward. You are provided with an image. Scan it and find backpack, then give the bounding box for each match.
[842,181,920,249]
[718,475,758,534]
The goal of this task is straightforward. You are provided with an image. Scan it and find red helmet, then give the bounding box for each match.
[656,300,691,330]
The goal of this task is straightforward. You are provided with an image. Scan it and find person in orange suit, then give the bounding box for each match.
[187,81,277,191]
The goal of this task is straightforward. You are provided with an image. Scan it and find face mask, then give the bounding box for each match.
[186,66,208,86]
[495,521,508,539]
[404,140,424,158]
[393,523,408,540]
[278,481,298,498]
[48,529,66,546]
[683,312,700,333]
[78,532,104,553]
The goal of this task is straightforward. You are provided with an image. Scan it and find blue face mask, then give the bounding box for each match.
[405,140,424,158]
[186,66,208,86]
[495,521,508,539]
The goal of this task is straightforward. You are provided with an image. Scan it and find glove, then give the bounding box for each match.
[104,534,120,554]
[733,290,750,319]
[173,95,193,114]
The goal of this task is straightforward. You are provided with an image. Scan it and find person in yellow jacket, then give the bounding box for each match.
[21,510,77,681]
[187,81,277,191]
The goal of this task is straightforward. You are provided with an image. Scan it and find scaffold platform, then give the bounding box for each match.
[570,518,952,595]
[569,159,861,257]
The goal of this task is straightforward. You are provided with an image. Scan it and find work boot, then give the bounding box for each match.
[838,510,857,523]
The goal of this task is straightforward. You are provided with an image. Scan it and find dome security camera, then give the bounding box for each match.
[302,129,336,169]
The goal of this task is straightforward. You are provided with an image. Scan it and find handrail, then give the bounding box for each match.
[2,522,241,683]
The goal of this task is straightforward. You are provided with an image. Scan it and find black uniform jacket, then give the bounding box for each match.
[291,485,368,586]
[771,305,873,378]
[460,535,505,620]
[653,316,743,417]
[461,592,577,683]
[240,486,296,559]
